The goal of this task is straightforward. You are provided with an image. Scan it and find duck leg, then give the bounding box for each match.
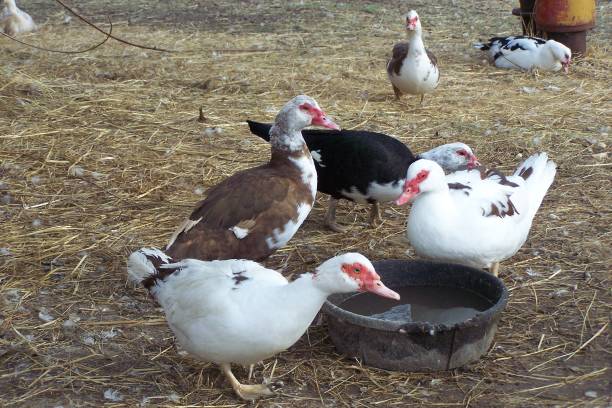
[324,197,346,233]
[392,85,402,100]
[419,94,424,104]
[490,262,500,277]
[221,363,275,400]
[368,202,382,227]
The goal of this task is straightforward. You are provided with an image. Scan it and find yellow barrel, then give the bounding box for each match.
[534,0,596,32]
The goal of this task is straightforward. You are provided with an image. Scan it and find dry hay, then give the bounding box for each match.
[1,0,610,406]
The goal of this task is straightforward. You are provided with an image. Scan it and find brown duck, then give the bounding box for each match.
[163,95,339,261]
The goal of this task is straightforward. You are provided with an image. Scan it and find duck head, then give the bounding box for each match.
[404,10,422,34]
[546,40,571,74]
[4,0,17,12]
[419,142,480,172]
[313,253,400,300]
[274,95,339,133]
[395,159,446,205]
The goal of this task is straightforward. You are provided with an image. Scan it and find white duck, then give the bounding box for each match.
[127,248,399,400]
[395,153,556,276]
[1,0,36,36]
[474,36,571,73]
[387,10,440,103]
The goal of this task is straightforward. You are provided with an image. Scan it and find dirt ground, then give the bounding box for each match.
[1,0,610,407]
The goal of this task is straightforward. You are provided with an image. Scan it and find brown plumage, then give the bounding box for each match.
[487,199,519,218]
[448,182,472,195]
[426,49,438,68]
[165,147,314,261]
[387,42,410,76]
[518,166,533,180]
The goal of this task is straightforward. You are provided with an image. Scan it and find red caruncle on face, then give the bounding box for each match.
[341,262,377,290]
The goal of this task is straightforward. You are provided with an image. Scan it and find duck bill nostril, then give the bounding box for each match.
[310,109,340,130]
[364,280,400,300]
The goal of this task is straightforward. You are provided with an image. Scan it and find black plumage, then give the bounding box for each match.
[482,35,546,50]
[477,36,548,61]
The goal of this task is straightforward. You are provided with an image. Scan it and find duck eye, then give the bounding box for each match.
[457,150,466,156]
[353,266,361,273]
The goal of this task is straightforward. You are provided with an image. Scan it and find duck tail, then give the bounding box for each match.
[473,42,489,50]
[127,247,173,288]
[514,152,557,218]
[246,120,273,142]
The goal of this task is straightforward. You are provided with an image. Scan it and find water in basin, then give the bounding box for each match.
[340,286,493,326]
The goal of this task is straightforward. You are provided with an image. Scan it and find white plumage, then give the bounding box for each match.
[395,153,556,275]
[127,248,398,400]
[1,0,36,36]
[474,36,571,73]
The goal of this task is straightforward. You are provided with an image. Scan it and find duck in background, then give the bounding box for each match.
[474,36,571,73]
[387,10,440,103]
[0,0,36,36]
[247,120,478,232]
[147,95,338,262]
[396,153,556,276]
[127,249,399,400]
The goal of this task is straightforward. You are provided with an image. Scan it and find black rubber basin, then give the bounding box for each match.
[323,260,508,372]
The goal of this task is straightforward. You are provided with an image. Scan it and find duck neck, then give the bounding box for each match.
[539,46,561,70]
[269,143,311,165]
[407,28,425,54]
[5,0,17,12]
[269,125,307,153]
[414,185,456,219]
[270,273,329,323]
[269,144,317,199]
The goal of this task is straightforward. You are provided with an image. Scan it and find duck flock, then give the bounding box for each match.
[3,1,571,401]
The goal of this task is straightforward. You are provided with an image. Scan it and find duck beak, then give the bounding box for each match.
[562,60,570,74]
[394,178,420,206]
[468,155,481,169]
[364,279,400,300]
[311,108,340,130]
[405,18,417,31]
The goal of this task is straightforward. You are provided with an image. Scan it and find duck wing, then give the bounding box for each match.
[152,259,287,322]
[446,166,526,220]
[387,42,410,76]
[425,49,438,68]
[166,166,297,248]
